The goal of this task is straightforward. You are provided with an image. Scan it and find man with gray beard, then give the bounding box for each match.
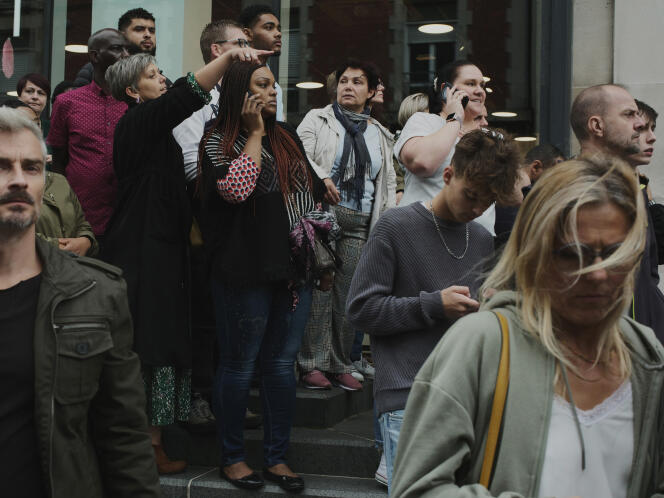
[0,107,158,497]
[570,84,664,342]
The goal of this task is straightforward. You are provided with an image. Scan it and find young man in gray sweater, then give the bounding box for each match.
[346,128,523,492]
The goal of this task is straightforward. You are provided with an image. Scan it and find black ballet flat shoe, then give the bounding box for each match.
[263,467,305,494]
[220,468,264,490]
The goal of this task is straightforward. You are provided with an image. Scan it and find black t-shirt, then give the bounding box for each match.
[0,274,45,497]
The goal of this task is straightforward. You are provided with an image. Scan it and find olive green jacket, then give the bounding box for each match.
[34,238,159,497]
[392,290,664,497]
[36,172,98,256]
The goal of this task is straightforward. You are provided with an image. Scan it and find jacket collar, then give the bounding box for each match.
[36,237,95,298]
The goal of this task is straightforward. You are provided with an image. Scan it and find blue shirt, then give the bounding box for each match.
[330,120,383,213]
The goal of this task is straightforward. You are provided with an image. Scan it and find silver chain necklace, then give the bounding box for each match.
[429,201,469,260]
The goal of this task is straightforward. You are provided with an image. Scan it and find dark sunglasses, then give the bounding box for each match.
[553,242,622,269]
[215,39,249,47]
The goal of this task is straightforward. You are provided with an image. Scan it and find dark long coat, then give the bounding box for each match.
[101,78,206,368]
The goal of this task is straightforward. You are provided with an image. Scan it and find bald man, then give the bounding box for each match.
[571,84,645,164]
[47,29,130,239]
[570,84,664,342]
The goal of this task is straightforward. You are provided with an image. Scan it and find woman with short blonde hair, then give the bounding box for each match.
[392,156,664,497]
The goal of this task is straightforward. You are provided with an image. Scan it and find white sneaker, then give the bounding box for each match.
[375,452,387,487]
[350,366,364,382]
[353,358,375,379]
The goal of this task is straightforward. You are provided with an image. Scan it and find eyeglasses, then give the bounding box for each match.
[215,39,249,48]
[553,242,623,269]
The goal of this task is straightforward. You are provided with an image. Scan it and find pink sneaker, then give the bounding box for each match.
[302,369,332,389]
[333,373,363,391]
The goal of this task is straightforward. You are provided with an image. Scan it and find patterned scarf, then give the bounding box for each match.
[332,102,372,209]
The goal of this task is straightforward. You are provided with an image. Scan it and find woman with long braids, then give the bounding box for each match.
[198,61,325,493]
[102,47,270,475]
[296,59,396,392]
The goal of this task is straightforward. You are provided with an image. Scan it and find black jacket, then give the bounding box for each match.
[633,189,664,342]
[101,77,205,368]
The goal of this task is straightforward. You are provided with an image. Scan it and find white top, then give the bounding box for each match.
[394,112,457,206]
[394,112,495,235]
[173,86,221,183]
[539,381,633,498]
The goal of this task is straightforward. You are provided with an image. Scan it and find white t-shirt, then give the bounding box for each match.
[539,381,633,498]
[394,112,496,235]
[173,86,220,183]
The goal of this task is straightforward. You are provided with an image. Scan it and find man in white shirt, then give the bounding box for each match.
[173,19,247,185]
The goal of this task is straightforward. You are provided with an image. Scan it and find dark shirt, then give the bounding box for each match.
[199,122,325,286]
[633,188,664,342]
[0,274,45,497]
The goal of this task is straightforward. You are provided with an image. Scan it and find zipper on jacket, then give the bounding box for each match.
[48,279,97,496]
[54,322,108,332]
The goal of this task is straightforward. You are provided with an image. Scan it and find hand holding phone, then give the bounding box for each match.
[442,82,469,109]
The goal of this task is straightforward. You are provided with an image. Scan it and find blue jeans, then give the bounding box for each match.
[211,280,313,467]
[350,330,363,362]
[379,409,404,495]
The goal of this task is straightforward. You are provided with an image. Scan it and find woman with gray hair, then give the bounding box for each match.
[101,47,271,474]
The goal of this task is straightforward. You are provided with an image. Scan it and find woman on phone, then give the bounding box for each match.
[198,61,325,493]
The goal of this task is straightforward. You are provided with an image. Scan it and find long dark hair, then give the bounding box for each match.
[199,61,312,198]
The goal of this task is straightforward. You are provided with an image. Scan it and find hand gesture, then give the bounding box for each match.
[241,92,265,136]
[440,285,479,319]
[323,178,341,205]
[441,85,466,122]
[227,47,273,64]
[58,237,91,256]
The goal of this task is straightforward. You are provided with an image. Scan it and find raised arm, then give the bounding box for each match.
[397,90,466,177]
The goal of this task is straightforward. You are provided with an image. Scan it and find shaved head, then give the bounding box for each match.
[570,84,621,141]
[570,84,645,165]
[88,28,124,51]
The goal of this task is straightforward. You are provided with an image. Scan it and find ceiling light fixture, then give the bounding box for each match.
[515,136,537,142]
[65,44,88,53]
[296,81,323,89]
[491,111,517,118]
[418,24,454,34]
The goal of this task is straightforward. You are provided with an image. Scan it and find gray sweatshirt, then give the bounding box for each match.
[391,291,664,497]
[346,201,493,414]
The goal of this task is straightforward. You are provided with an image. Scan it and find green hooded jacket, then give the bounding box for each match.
[36,172,98,256]
[33,238,159,497]
[392,290,664,497]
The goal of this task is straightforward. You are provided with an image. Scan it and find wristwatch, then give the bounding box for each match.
[446,113,463,127]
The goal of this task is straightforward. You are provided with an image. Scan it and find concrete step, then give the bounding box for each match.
[247,381,375,429]
[163,410,380,478]
[160,466,388,497]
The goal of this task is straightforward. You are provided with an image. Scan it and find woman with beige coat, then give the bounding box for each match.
[296,59,396,391]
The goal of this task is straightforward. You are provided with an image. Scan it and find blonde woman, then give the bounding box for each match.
[391,156,664,497]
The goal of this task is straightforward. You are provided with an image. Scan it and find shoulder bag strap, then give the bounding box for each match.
[479,310,511,489]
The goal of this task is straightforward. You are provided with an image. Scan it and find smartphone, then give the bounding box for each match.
[442,82,469,109]
[246,89,253,98]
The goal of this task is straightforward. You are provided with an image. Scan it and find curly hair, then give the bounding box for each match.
[451,128,522,205]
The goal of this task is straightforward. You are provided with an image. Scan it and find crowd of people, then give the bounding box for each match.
[1,3,663,497]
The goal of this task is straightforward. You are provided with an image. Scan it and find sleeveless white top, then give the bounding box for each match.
[539,381,633,498]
